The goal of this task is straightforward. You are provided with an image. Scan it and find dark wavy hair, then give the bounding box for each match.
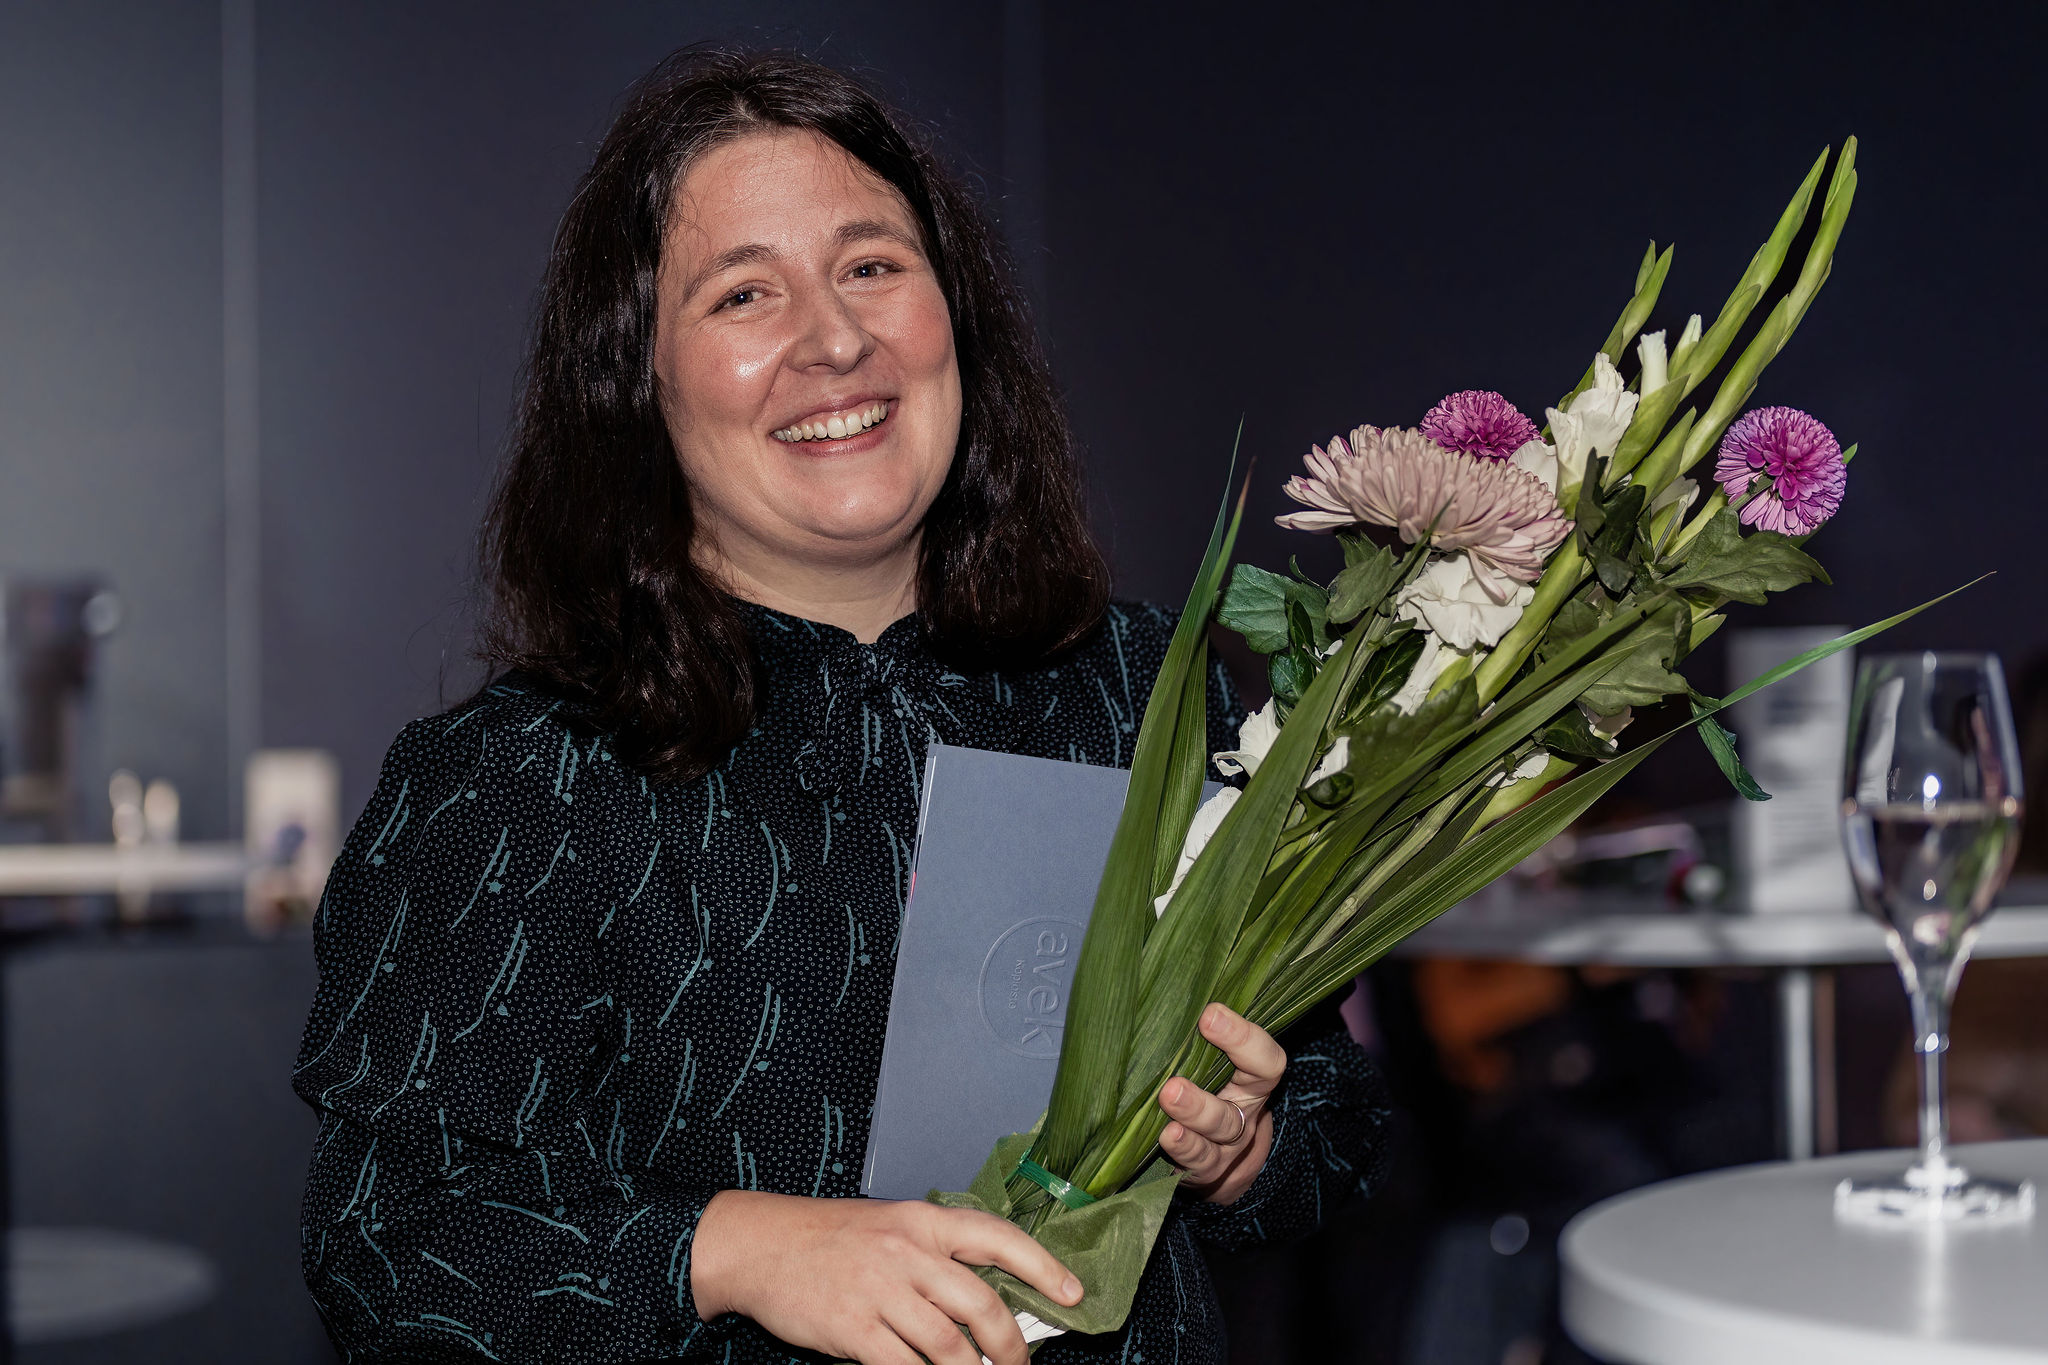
[481,48,1108,782]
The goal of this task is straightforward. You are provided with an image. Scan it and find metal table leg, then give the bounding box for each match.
[1778,965,1815,1160]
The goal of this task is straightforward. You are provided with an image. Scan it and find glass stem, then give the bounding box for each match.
[1905,967,1953,1181]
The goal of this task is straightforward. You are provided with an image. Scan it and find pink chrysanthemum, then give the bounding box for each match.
[1277,426,1571,603]
[1419,390,1542,462]
[1714,406,1846,536]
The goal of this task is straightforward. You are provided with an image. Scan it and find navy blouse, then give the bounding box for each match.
[294,601,1392,1362]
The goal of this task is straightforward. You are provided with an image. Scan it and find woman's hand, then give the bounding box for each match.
[690,1190,1082,1365]
[1157,1002,1286,1204]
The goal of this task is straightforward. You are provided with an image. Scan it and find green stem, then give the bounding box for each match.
[1473,540,1590,704]
[1665,487,1727,557]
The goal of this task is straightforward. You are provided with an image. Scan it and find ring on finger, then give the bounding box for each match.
[1224,1098,1248,1145]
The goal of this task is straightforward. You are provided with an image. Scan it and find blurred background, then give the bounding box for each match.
[0,1,2043,1361]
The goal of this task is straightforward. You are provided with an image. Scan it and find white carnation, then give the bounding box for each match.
[1397,553,1534,651]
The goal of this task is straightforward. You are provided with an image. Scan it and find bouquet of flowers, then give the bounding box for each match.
[935,136,1956,1348]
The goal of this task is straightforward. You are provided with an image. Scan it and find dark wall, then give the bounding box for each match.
[1041,2,2048,805]
[16,2,2038,828]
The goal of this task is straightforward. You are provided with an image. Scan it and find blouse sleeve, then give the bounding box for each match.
[1183,997,1395,1251]
[293,701,737,1362]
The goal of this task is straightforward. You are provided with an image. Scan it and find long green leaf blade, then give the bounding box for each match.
[1020,455,1245,1198]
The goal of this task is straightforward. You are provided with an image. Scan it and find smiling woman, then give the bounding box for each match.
[652,129,963,632]
[478,51,1108,782]
[292,47,1390,1365]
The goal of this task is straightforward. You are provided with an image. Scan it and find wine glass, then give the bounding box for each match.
[1836,651,2031,1222]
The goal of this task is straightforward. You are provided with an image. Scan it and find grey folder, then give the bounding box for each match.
[862,743,1218,1201]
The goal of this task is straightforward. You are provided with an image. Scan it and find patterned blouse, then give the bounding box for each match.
[294,601,1392,1363]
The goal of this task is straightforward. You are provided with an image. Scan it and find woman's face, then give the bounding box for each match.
[654,129,962,579]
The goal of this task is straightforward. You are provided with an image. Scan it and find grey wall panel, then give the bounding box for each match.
[0,2,228,838]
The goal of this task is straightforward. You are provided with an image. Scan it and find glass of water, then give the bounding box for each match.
[1837,651,2030,1221]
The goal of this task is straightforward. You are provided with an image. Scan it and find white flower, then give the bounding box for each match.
[1545,408,1591,494]
[1306,735,1350,788]
[1389,633,1463,715]
[1545,352,1640,494]
[1509,437,1559,494]
[1397,553,1534,651]
[1638,330,1669,397]
[1154,786,1239,917]
[1582,702,1634,744]
[1486,750,1554,788]
[1670,312,1704,371]
[1649,476,1698,518]
[1213,699,1280,778]
[1570,352,1639,459]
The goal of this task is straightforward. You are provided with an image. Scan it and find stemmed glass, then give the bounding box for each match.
[1836,651,2031,1222]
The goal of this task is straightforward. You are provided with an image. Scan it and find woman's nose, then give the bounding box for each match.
[789,285,874,374]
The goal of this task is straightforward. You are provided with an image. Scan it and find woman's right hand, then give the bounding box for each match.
[690,1190,1083,1365]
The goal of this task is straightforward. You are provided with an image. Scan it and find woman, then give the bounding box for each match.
[294,48,1390,1364]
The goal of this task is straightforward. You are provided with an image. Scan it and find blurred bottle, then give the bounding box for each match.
[1,579,119,843]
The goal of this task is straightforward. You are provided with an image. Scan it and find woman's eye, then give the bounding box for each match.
[717,288,760,310]
[849,260,895,280]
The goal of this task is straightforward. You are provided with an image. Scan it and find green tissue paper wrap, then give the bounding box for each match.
[927,1126,1182,1340]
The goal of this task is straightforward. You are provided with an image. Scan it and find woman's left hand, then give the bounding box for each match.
[1156,1002,1285,1205]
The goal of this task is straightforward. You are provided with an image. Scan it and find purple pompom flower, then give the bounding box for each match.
[1419,390,1542,462]
[1713,406,1847,536]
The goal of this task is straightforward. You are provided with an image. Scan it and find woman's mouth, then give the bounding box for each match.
[771,400,891,444]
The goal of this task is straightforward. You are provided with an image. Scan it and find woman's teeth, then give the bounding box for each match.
[772,400,890,443]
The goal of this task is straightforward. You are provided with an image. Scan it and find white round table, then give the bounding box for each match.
[1561,1139,2048,1363]
[8,1227,215,1343]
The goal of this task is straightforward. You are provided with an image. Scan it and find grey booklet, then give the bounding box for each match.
[862,742,1217,1200]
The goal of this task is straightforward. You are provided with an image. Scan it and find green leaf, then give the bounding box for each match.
[1341,677,1478,789]
[1219,564,1329,654]
[1286,599,1321,658]
[1690,691,1769,801]
[1578,603,1690,713]
[1664,507,1831,604]
[1343,631,1425,722]
[1595,484,1646,557]
[1260,735,1676,1029]
[1718,578,1983,713]
[1541,707,1621,765]
[1018,453,1244,1209]
[1328,540,1402,624]
[1256,575,1983,1052]
[1593,547,1635,596]
[1269,648,1311,710]
[1539,591,1607,664]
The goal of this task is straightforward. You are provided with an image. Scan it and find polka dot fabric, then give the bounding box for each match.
[294,601,1393,1362]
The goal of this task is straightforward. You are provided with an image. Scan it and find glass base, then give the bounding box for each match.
[1835,1156,2036,1224]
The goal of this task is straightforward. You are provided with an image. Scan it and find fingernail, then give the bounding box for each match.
[1062,1275,1083,1302]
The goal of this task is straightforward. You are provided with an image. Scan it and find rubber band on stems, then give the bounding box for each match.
[1013,1153,1096,1210]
